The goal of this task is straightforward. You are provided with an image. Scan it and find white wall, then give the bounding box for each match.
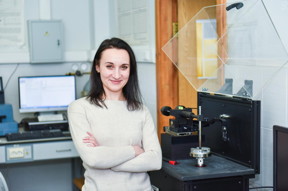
[0,0,157,125]
[256,0,288,188]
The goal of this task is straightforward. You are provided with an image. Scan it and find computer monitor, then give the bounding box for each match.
[273,125,288,191]
[18,75,76,113]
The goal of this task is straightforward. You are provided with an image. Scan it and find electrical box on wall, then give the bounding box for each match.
[28,20,64,63]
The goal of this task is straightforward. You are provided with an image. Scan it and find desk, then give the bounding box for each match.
[150,155,255,191]
[0,136,81,191]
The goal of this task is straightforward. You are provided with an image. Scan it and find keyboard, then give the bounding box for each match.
[6,130,66,141]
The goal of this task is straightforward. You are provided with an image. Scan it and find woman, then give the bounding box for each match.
[68,37,162,191]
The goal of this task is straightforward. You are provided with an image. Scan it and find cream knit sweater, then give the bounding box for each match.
[68,97,162,191]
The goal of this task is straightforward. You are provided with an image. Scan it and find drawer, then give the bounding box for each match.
[33,141,79,160]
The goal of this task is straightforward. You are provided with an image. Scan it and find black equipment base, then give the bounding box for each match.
[150,155,255,191]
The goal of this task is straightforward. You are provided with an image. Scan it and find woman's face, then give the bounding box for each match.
[96,48,130,99]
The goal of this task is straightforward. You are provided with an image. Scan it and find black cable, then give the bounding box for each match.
[249,186,273,190]
[4,63,20,90]
[62,112,68,120]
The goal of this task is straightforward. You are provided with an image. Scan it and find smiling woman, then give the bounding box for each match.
[68,37,162,191]
[95,48,130,100]
[88,38,142,111]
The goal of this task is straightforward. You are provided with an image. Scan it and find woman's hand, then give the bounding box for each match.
[83,132,99,147]
[133,145,144,156]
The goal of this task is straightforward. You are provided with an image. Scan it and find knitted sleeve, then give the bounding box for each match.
[111,106,162,172]
[68,99,135,169]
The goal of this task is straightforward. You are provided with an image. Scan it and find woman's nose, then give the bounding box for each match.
[112,68,121,78]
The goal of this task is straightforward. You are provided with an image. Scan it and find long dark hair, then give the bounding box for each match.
[87,37,143,111]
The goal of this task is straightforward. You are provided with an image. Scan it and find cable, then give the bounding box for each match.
[249,186,273,190]
[66,70,90,76]
[4,63,20,90]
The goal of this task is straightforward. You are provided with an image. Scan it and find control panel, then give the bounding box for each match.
[6,144,33,163]
[7,145,32,160]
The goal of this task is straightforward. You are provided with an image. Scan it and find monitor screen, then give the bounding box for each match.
[273,125,288,191]
[18,75,76,113]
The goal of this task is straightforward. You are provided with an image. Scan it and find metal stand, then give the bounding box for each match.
[190,106,210,167]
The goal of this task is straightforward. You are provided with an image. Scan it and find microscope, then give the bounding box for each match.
[160,105,229,167]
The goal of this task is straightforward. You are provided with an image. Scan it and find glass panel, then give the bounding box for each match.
[162,0,288,100]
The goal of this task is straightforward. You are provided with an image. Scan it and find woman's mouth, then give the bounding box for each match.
[110,79,122,84]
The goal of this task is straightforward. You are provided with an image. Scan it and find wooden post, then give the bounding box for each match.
[155,0,178,139]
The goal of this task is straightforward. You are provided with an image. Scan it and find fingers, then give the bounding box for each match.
[133,145,144,156]
[82,132,99,147]
[86,143,98,147]
[86,132,94,137]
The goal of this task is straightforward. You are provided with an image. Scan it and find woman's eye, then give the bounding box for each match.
[121,65,129,70]
[106,65,113,69]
